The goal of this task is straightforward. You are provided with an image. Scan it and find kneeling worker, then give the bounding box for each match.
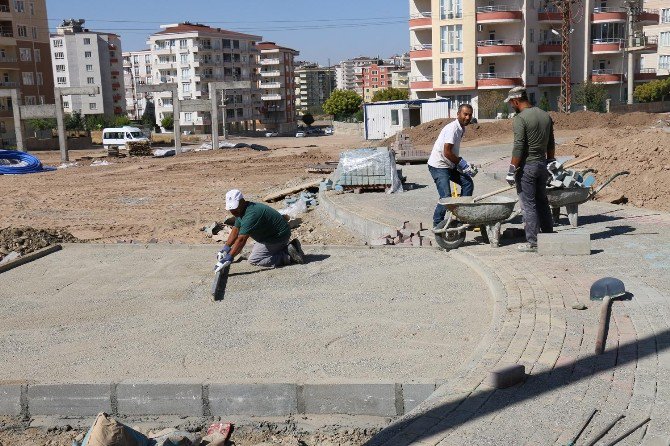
[218,189,305,267]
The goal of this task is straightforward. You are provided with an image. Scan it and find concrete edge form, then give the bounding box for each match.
[0,244,62,274]
[0,382,440,418]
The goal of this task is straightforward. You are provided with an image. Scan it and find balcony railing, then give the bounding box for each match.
[260,82,281,89]
[593,6,625,13]
[259,58,280,65]
[0,31,13,37]
[260,70,281,77]
[410,75,433,82]
[477,72,522,79]
[0,56,17,63]
[261,94,282,101]
[0,81,18,87]
[540,71,562,77]
[592,69,615,75]
[410,11,431,18]
[477,39,522,46]
[638,68,656,74]
[476,5,520,12]
[0,5,9,12]
[411,43,432,51]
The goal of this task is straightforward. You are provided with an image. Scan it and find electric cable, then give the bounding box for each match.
[0,150,54,174]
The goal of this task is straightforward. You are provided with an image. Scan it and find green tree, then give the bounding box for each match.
[371,88,409,102]
[538,95,551,112]
[114,115,132,127]
[84,114,108,131]
[322,89,363,120]
[301,113,315,127]
[574,81,608,112]
[161,115,174,130]
[477,91,506,119]
[27,118,57,137]
[633,78,670,103]
[141,100,157,126]
[64,111,84,131]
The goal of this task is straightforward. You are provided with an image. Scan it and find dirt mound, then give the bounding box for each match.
[557,127,670,211]
[0,226,79,261]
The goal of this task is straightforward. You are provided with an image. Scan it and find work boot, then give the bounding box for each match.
[517,243,538,253]
[287,238,305,264]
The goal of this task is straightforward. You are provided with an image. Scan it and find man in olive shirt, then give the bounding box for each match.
[219,189,305,267]
[504,87,555,252]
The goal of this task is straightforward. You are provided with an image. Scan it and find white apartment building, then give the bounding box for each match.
[50,19,125,117]
[147,22,262,134]
[257,41,299,133]
[295,63,336,113]
[123,49,152,120]
[642,0,670,77]
[335,56,382,91]
[408,0,661,116]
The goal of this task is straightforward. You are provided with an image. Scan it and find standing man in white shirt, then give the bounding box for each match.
[427,103,477,228]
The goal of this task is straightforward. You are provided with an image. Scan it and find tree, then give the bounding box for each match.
[114,115,131,127]
[477,91,506,119]
[301,113,315,127]
[27,118,57,137]
[141,100,156,126]
[161,115,174,130]
[322,89,363,120]
[633,78,670,103]
[574,81,608,112]
[64,111,84,131]
[538,95,551,112]
[84,114,108,131]
[371,88,409,102]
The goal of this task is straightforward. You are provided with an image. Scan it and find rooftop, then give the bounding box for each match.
[153,22,261,41]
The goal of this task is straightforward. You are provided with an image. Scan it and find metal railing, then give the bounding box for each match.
[539,71,562,77]
[0,81,17,87]
[593,6,625,13]
[0,31,13,37]
[592,38,624,45]
[539,40,562,46]
[477,39,522,46]
[592,69,616,75]
[259,58,280,65]
[259,82,281,89]
[411,43,433,51]
[538,5,559,13]
[0,4,9,12]
[0,56,16,63]
[410,75,433,82]
[477,72,522,79]
[637,68,657,74]
[410,11,431,19]
[476,5,521,13]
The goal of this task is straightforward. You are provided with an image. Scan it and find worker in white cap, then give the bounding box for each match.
[218,189,305,267]
[504,86,555,252]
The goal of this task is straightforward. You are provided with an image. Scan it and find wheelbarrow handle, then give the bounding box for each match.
[590,171,630,199]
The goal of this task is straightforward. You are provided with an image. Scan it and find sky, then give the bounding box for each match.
[46,0,410,65]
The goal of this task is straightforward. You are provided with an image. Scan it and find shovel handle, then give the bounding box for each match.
[563,152,600,169]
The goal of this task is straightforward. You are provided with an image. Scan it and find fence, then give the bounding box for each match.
[608,99,670,114]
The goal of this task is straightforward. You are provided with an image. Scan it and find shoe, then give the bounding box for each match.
[287,238,305,264]
[517,243,538,253]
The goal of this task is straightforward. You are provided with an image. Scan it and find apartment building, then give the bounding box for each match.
[123,49,152,120]
[408,0,661,116]
[357,63,398,102]
[147,22,262,134]
[257,41,299,133]
[0,0,53,145]
[391,69,411,90]
[335,56,381,91]
[642,0,670,77]
[294,63,336,113]
[50,19,125,117]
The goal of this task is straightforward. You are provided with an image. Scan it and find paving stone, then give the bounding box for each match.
[208,383,297,416]
[0,385,22,416]
[28,384,111,416]
[302,383,396,416]
[402,383,436,413]
[116,383,202,416]
[538,232,591,256]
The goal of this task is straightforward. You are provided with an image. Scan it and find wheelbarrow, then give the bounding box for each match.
[548,171,629,227]
[432,195,519,250]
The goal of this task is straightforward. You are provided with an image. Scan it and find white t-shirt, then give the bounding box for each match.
[427,120,465,169]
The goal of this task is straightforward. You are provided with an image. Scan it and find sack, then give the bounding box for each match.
[81,413,150,446]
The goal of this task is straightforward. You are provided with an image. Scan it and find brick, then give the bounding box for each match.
[484,364,526,389]
[28,384,111,416]
[208,383,297,416]
[402,383,436,413]
[0,385,22,416]
[302,383,397,416]
[538,232,591,256]
[116,383,202,416]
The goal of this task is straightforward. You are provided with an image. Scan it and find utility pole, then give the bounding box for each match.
[624,0,641,105]
[545,0,584,113]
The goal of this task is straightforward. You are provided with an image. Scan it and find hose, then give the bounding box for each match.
[0,150,54,175]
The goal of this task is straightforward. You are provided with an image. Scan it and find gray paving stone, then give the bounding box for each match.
[538,232,591,256]
[0,385,22,416]
[302,383,396,416]
[28,384,111,416]
[116,383,202,416]
[402,383,436,413]
[208,383,297,416]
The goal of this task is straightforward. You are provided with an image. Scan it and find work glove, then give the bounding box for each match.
[506,164,517,186]
[546,158,559,173]
[219,245,231,255]
[457,158,478,177]
[214,252,233,272]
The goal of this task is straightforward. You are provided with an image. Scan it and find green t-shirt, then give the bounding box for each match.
[512,107,555,163]
[234,202,291,244]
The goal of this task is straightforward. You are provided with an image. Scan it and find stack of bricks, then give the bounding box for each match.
[126,141,153,157]
[390,133,430,159]
[336,148,397,188]
[371,221,433,248]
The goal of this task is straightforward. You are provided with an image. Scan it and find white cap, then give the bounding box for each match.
[504,86,527,103]
[225,189,244,210]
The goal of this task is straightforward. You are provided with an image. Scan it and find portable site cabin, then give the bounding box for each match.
[363,98,452,140]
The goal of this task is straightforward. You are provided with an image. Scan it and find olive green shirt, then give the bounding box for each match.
[512,107,555,163]
[234,202,290,244]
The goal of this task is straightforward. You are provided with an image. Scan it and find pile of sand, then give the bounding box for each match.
[0,226,78,262]
[557,127,670,211]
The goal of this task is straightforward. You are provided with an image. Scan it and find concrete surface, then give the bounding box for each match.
[0,245,490,384]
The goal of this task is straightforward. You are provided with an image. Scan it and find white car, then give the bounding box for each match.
[324,127,334,135]
[102,126,149,149]
[265,132,278,137]
[295,131,306,138]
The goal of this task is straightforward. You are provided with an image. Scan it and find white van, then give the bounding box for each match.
[102,126,149,149]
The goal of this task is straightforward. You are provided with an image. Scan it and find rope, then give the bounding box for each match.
[0,150,54,175]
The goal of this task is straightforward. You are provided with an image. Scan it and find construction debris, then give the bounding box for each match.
[546,160,595,189]
[371,221,433,247]
[263,178,323,203]
[0,226,78,262]
[126,140,153,157]
[332,147,404,193]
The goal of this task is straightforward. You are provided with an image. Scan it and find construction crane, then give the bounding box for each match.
[544,0,584,113]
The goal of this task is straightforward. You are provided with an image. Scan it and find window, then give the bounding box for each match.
[441,57,463,84]
[180,53,188,64]
[145,54,150,63]
[86,64,93,72]
[372,77,378,82]
[660,55,670,70]
[134,67,139,75]
[56,64,65,72]
[662,9,670,24]
[29,1,33,14]
[182,83,191,93]
[145,66,151,75]
[33,48,40,62]
[440,0,462,19]
[530,60,535,75]
[17,25,27,38]
[85,51,92,58]
[39,95,45,105]
[31,27,36,39]
[89,103,97,110]
[53,39,63,47]
[36,72,42,85]
[21,72,33,85]
[223,39,231,49]
[25,96,35,105]
[62,101,69,108]
[441,24,463,52]
[56,76,67,85]
[19,48,31,61]
[87,77,94,84]
[233,40,240,49]
[661,32,670,47]
[181,68,190,79]
[13,0,24,12]
[391,109,399,126]
[184,112,193,122]
[83,38,91,45]
[54,52,64,59]
[180,39,188,49]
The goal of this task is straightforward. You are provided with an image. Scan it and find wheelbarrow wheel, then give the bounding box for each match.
[434,216,466,250]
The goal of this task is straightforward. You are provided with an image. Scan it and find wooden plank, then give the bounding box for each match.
[0,244,63,274]
[263,178,324,203]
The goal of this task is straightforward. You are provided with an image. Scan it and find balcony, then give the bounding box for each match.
[259,82,281,89]
[259,58,280,66]
[0,55,18,69]
[476,5,523,24]
[538,71,561,86]
[476,40,522,57]
[476,72,523,89]
[538,6,562,23]
[591,38,624,54]
[538,41,562,55]
[634,68,657,82]
[591,69,624,84]
[0,30,15,46]
[591,7,626,24]
[0,81,18,88]
[260,70,281,78]
[628,35,657,53]
[638,9,660,25]
[261,94,282,101]
[409,11,432,30]
[410,44,432,60]
[409,75,433,90]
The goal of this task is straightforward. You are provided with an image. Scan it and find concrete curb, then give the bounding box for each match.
[0,382,438,418]
[0,244,62,274]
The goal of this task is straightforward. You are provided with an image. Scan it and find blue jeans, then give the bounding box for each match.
[429,165,474,227]
[515,161,553,245]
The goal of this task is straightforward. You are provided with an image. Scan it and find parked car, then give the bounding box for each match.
[324,127,334,135]
[265,132,278,137]
[102,126,149,149]
[295,131,306,138]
